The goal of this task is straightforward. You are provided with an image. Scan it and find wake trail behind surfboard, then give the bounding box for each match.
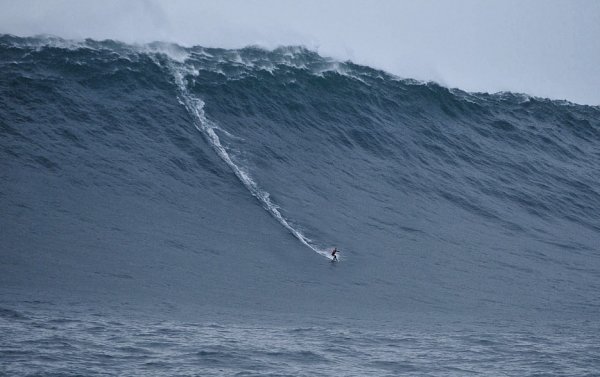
[170,62,332,260]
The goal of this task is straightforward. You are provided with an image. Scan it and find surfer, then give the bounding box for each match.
[331,247,340,262]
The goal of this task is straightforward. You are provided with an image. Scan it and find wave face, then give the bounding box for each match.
[1,35,600,321]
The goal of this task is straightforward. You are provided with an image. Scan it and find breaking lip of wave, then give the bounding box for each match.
[6,34,598,109]
[169,62,333,260]
[7,34,587,106]
[2,34,392,88]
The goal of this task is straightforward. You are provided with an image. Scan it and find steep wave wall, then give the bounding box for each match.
[1,35,599,320]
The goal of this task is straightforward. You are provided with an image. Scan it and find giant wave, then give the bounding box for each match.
[1,35,599,322]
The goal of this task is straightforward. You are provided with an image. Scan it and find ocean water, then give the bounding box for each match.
[1,35,600,375]
[2,303,599,376]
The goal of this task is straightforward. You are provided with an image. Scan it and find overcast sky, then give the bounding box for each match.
[1,0,599,105]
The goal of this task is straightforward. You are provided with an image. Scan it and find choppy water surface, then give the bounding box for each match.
[1,305,598,376]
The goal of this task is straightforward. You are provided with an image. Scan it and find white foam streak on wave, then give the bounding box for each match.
[172,66,331,260]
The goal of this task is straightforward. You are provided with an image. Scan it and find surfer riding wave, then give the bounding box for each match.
[331,247,340,262]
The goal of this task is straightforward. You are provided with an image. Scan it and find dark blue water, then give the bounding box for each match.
[1,35,599,375]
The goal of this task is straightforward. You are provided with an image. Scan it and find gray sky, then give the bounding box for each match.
[1,0,599,105]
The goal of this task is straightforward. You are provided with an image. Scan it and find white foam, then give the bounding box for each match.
[170,64,331,260]
[140,43,190,63]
